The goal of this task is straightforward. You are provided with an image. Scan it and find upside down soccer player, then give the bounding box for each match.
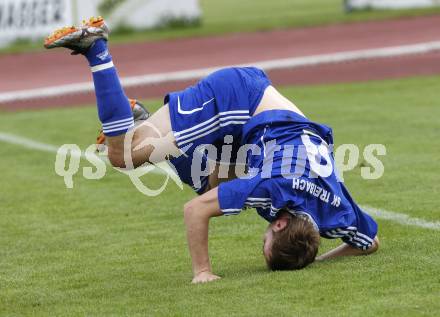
[45,17,379,284]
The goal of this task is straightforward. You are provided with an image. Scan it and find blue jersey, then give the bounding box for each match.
[218,110,378,250]
[165,67,271,193]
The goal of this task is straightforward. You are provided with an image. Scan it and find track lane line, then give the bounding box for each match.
[1,41,440,103]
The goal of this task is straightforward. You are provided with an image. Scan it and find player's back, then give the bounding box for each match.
[225,109,378,249]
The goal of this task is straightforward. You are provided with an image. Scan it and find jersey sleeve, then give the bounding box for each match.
[341,207,378,250]
[218,176,303,223]
[218,176,262,216]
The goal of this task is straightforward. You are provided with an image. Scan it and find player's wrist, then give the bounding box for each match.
[193,267,212,277]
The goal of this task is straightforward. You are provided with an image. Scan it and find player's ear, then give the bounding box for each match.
[273,217,289,232]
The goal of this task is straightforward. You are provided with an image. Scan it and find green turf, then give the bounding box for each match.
[2,0,440,54]
[1,76,439,316]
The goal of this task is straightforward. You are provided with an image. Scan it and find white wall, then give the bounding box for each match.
[346,0,440,10]
[73,0,100,25]
[0,0,201,47]
[0,0,73,46]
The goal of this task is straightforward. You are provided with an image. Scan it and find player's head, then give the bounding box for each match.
[263,211,320,270]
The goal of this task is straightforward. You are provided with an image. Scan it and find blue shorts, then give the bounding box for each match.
[218,110,378,250]
[165,67,271,154]
[169,151,210,194]
[165,67,271,193]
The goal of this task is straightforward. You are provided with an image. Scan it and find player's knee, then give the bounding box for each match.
[108,148,126,169]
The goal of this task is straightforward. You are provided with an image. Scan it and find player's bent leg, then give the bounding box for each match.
[45,18,135,165]
[130,104,180,167]
[45,18,181,169]
[107,104,180,168]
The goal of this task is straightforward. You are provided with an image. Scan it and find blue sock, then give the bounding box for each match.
[85,39,133,136]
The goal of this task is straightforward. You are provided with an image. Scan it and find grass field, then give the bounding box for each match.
[1,76,440,316]
[3,0,440,54]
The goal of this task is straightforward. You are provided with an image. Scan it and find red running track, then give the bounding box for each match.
[1,15,440,110]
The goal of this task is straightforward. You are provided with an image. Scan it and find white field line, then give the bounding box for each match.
[0,132,166,175]
[1,131,439,231]
[361,205,440,230]
[0,132,60,153]
[1,41,440,103]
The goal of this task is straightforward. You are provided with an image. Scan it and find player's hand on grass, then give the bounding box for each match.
[192,271,221,284]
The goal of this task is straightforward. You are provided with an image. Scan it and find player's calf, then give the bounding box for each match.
[96,99,152,168]
[105,104,179,169]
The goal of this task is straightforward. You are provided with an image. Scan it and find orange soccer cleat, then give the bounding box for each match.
[44,16,109,54]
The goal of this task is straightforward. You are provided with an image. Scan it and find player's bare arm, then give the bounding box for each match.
[315,236,380,261]
[183,187,223,283]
